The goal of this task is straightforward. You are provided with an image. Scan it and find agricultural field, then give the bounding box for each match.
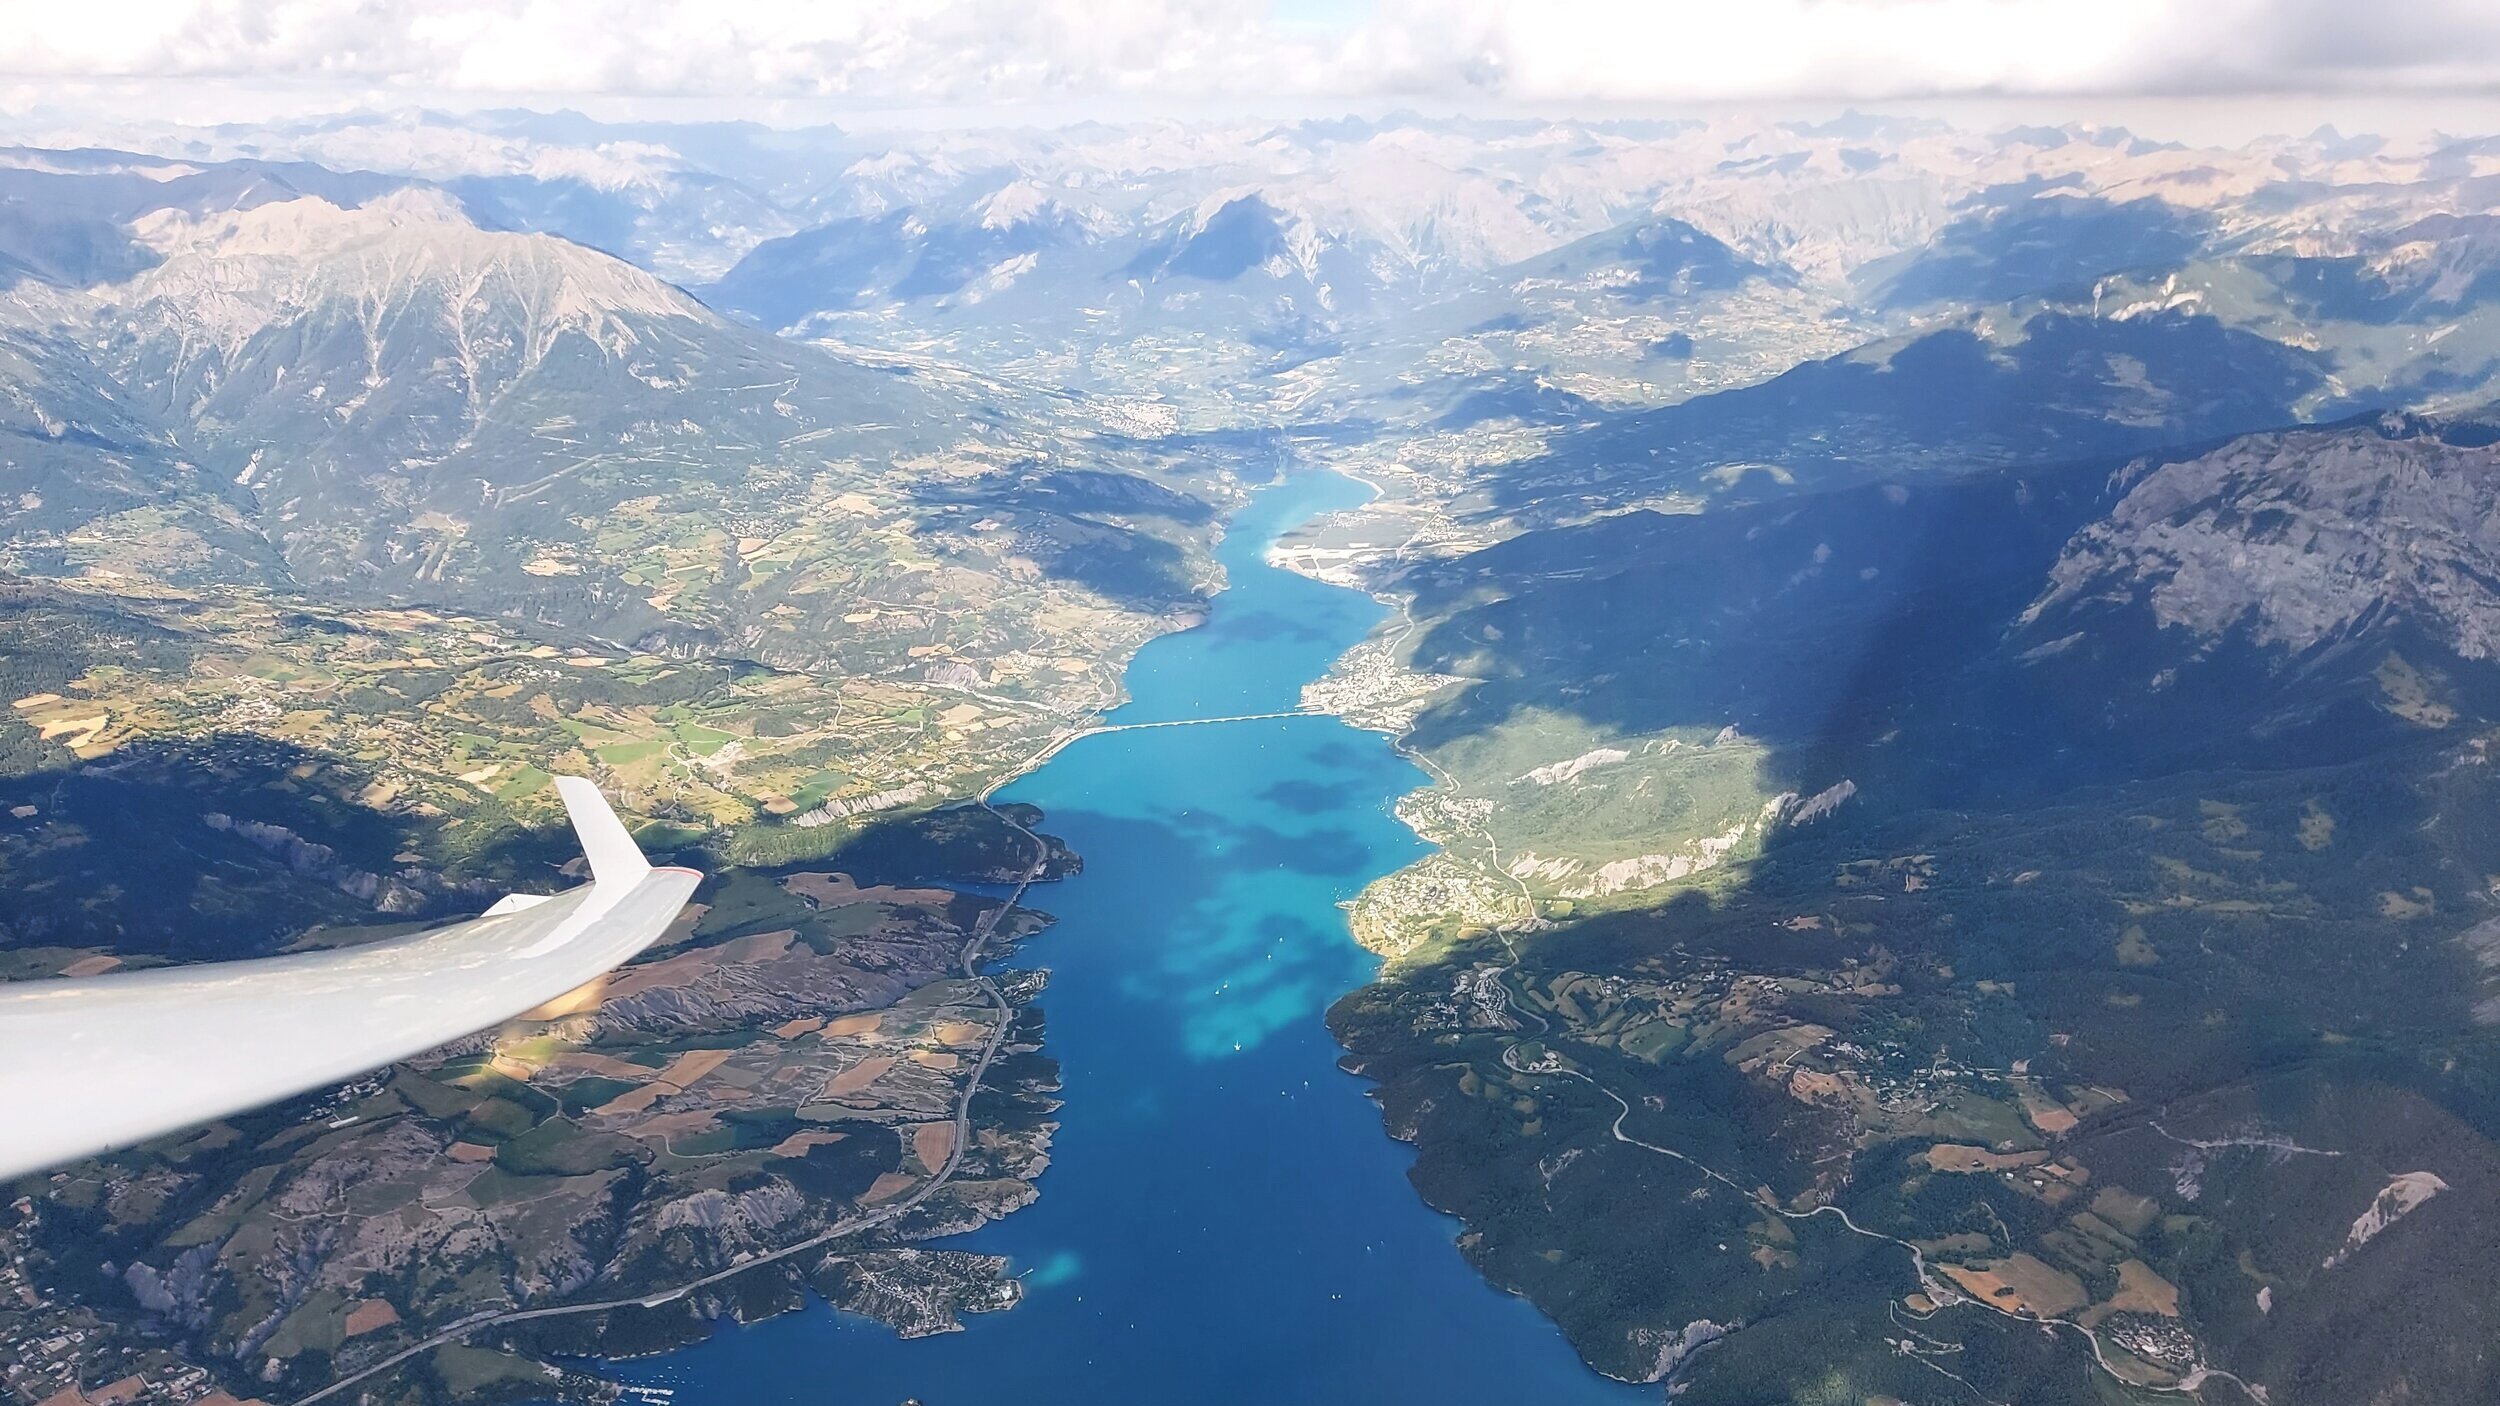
[1,824,1069,1405]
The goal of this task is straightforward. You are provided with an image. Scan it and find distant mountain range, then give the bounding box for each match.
[0,158,1218,651]
[9,106,2500,1405]
[36,108,2494,374]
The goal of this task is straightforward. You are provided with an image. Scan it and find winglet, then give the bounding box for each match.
[555,776,651,887]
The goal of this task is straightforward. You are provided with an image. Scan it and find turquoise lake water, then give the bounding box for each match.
[617,472,1647,1404]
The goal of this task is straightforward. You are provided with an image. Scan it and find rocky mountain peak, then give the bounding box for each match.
[107,186,704,358]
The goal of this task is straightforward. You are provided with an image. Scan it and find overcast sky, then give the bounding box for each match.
[4,0,2499,125]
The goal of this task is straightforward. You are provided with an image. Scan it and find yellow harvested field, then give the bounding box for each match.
[446,1142,497,1163]
[59,954,123,978]
[659,1048,735,1086]
[913,1121,956,1173]
[1787,1068,1847,1102]
[342,1299,400,1337]
[909,1049,960,1071]
[933,1019,987,1047]
[720,928,798,962]
[769,1130,849,1158]
[2020,1088,2080,1136]
[592,1049,733,1116]
[10,693,61,709]
[37,713,108,742]
[1927,1144,2048,1173]
[1940,1254,2088,1319]
[2110,1259,2181,1317]
[822,1013,883,1039]
[604,954,701,1000]
[594,1084,670,1117]
[861,1171,919,1203]
[632,1110,723,1142]
[822,1056,896,1099]
[774,1017,827,1040]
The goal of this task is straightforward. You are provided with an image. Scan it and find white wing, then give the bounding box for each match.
[0,777,700,1180]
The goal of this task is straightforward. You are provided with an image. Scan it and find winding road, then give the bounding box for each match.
[1488,972,2269,1404]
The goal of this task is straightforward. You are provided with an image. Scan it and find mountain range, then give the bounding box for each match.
[6,106,2500,1405]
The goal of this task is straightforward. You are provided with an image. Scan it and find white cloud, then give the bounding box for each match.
[2,0,2497,110]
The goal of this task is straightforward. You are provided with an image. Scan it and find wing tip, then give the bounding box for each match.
[555,775,651,887]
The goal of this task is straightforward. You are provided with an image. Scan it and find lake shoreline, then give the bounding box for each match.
[607,469,1645,1405]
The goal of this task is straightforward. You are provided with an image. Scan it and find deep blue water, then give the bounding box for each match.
[617,473,1646,1404]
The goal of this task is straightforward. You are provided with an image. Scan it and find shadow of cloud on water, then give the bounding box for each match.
[1256,777,1344,815]
[1196,604,1347,649]
[1031,783,1405,1063]
[1163,810,1387,881]
[1141,910,1347,1061]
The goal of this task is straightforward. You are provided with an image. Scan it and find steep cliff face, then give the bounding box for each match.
[2026,415,2500,661]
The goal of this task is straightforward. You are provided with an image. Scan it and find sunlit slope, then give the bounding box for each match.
[14,186,1207,641]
